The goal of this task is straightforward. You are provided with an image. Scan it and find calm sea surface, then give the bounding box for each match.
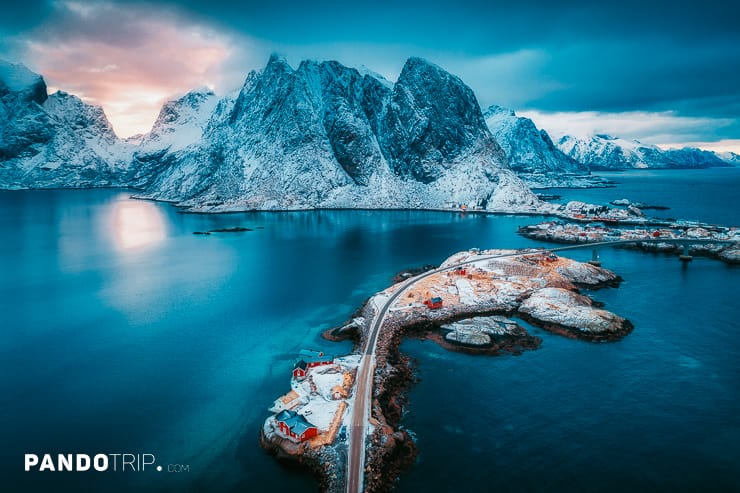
[539,167,740,226]
[1,168,739,493]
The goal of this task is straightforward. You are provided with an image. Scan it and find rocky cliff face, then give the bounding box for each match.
[139,55,539,212]
[485,105,587,176]
[557,134,732,170]
[0,61,131,188]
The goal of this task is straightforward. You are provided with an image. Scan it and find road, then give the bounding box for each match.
[345,248,549,493]
[344,237,735,492]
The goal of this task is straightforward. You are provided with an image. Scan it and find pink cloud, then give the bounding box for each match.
[19,1,264,137]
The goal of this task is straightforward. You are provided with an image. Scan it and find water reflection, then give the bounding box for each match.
[109,199,166,251]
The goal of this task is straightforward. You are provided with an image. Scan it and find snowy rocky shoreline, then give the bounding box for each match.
[519,221,740,264]
[264,250,631,492]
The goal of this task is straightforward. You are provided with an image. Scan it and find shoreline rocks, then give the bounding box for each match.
[518,287,633,341]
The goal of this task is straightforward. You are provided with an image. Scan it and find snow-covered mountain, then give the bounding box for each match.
[718,151,740,166]
[0,60,132,188]
[128,88,219,186]
[485,105,586,175]
[484,105,603,188]
[136,55,540,212]
[137,88,218,154]
[2,56,735,210]
[557,134,732,170]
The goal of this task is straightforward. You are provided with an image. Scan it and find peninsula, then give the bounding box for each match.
[261,248,631,492]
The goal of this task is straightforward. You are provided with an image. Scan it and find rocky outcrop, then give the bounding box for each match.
[518,287,632,341]
[519,221,740,265]
[353,250,628,491]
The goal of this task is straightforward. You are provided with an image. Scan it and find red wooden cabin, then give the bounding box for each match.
[423,297,443,309]
[275,410,319,442]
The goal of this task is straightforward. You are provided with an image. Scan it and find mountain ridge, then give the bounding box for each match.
[557,133,732,170]
[0,56,736,206]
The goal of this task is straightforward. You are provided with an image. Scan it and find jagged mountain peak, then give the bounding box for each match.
[136,55,536,212]
[152,89,217,128]
[399,57,448,80]
[484,104,516,118]
[0,60,47,105]
[43,90,117,138]
[135,87,219,158]
[484,104,587,179]
[384,57,499,183]
[264,53,293,76]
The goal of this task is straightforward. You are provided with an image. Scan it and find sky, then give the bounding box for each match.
[1,0,739,152]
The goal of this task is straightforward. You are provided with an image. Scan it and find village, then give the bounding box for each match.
[518,220,740,264]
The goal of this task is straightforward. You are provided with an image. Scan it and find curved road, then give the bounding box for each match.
[344,237,736,493]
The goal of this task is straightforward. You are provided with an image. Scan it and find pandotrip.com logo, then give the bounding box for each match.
[24,453,190,473]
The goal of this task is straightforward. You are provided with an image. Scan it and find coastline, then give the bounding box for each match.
[262,250,632,492]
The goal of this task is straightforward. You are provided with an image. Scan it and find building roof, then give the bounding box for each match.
[275,409,317,436]
[294,359,308,371]
[430,297,443,303]
[289,415,316,436]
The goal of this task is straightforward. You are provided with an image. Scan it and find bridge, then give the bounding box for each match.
[344,236,736,492]
[542,237,736,264]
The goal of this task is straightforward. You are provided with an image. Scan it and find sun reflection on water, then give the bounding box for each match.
[110,199,167,251]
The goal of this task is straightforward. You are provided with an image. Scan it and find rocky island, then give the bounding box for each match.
[261,248,631,492]
[519,221,740,264]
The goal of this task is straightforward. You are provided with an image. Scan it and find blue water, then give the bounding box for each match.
[0,190,539,492]
[1,169,738,493]
[539,167,740,226]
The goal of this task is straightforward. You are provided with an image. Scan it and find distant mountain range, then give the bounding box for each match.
[482,105,735,179]
[0,57,736,211]
[557,133,735,171]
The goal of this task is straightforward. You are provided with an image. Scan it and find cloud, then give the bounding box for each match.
[2,0,737,149]
[11,1,268,137]
[439,50,563,109]
[519,109,736,146]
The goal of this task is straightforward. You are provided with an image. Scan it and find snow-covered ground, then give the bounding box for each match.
[265,354,360,442]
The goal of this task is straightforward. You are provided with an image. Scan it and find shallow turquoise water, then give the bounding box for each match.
[1,170,738,492]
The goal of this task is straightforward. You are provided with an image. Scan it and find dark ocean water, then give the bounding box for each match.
[1,168,738,493]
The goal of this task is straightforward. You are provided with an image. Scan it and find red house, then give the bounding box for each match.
[292,360,308,379]
[274,410,318,442]
[454,267,467,276]
[423,297,443,309]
